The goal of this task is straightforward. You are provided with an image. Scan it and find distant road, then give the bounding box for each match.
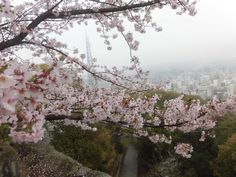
[119,144,138,177]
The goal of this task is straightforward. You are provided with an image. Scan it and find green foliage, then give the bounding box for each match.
[214,113,236,145]
[0,124,11,143]
[137,130,217,177]
[50,123,121,175]
[179,132,217,177]
[212,133,236,177]
[137,137,174,176]
[39,63,50,71]
[210,113,236,177]
[179,113,236,177]
[0,64,8,74]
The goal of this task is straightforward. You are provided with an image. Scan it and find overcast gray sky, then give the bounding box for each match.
[57,0,236,71]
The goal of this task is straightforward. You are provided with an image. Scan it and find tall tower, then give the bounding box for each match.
[86,35,97,86]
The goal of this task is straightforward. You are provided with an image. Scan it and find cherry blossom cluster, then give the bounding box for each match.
[175,143,193,158]
[0,59,77,142]
[149,134,172,144]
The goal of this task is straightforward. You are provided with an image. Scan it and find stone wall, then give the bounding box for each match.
[0,142,111,177]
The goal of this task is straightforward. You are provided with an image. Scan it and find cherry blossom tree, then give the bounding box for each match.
[0,0,235,158]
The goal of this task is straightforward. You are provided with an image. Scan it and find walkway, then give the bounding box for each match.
[119,144,138,177]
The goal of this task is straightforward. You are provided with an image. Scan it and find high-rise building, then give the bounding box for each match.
[86,35,97,87]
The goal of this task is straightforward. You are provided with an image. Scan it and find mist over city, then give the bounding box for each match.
[69,0,236,70]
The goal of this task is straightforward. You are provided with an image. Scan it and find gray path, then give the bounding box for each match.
[120,145,138,177]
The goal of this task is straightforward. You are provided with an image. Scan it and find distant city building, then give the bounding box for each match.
[85,35,97,87]
[159,68,236,100]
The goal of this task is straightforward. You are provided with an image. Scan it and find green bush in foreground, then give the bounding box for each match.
[50,123,121,175]
[0,124,11,143]
[212,133,236,177]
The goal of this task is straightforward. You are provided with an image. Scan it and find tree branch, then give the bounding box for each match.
[20,40,132,89]
[0,0,63,51]
[0,0,161,51]
[45,111,207,129]
[48,0,161,19]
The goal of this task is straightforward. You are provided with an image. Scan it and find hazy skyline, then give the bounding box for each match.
[26,0,236,72]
